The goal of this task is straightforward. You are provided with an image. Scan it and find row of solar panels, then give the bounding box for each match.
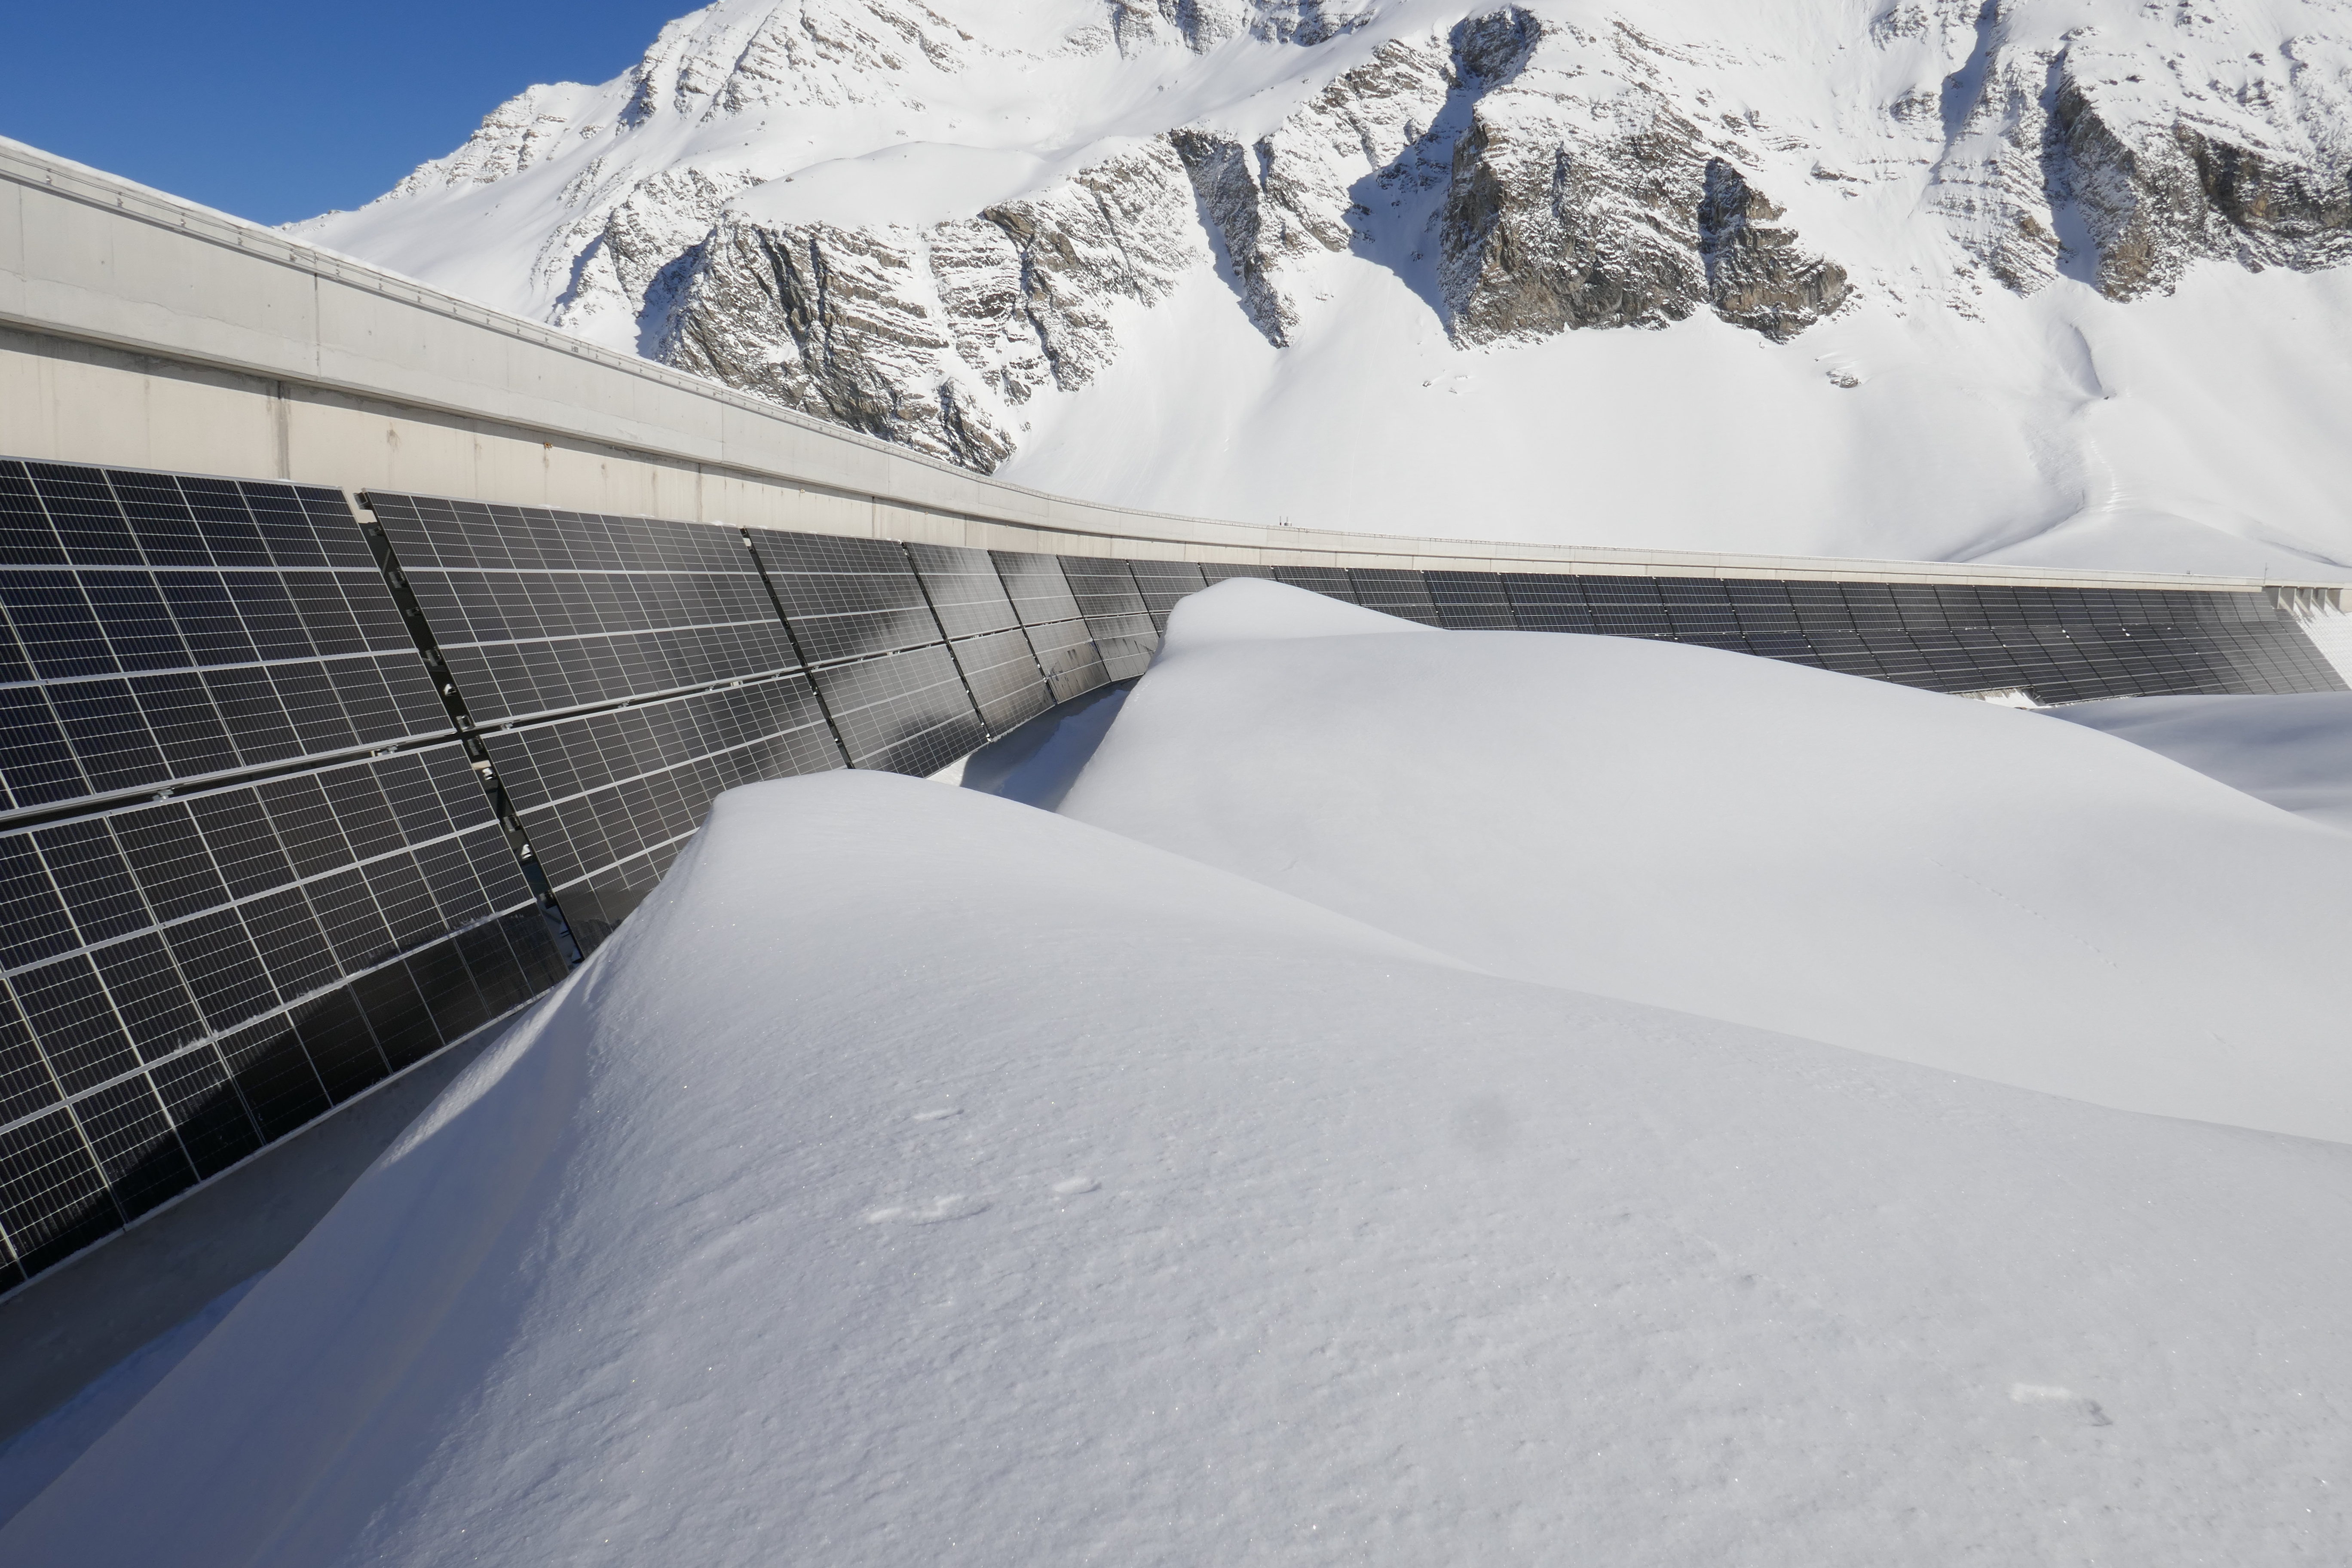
[0,457,2344,1293]
[1252,564,2345,702]
[0,461,1207,1287]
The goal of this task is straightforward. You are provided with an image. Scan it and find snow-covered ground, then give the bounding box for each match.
[2048,692,2352,835]
[1061,581,2352,1140]
[7,582,2349,1563]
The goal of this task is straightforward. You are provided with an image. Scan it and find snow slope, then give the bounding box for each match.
[1058,580,2352,1140]
[286,0,2352,575]
[2049,691,2352,833]
[9,767,2352,1565]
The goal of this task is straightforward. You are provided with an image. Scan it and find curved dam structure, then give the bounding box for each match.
[0,131,2348,1422]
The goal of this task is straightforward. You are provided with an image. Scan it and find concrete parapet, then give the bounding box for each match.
[1,135,2334,597]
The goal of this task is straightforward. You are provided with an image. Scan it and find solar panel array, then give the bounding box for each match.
[1057,558,1160,680]
[992,551,1109,704]
[2,462,2342,1295]
[0,463,568,1289]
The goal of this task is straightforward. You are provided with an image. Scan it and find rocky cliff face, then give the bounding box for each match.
[297,0,2352,477]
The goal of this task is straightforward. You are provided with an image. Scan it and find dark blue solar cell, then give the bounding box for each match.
[239,483,328,568]
[238,888,342,1001]
[0,463,65,564]
[51,680,170,794]
[178,478,271,566]
[92,933,206,1060]
[164,908,280,1032]
[82,572,192,671]
[114,801,229,922]
[110,472,212,566]
[187,788,295,898]
[0,687,88,808]
[297,986,393,1095]
[297,488,377,570]
[0,990,60,1125]
[32,818,147,945]
[215,1014,328,1139]
[0,1107,119,1268]
[132,672,240,779]
[219,573,314,661]
[0,574,118,678]
[266,662,358,754]
[349,962,435,1075]
[0,613,32,688]
[27,464,141,565]
[0,832,77,969]
[156,573,255,665]
[280,576,368,657]
[149,1048,262,1177]
[202,667,303,764]
[15,952,139,1093]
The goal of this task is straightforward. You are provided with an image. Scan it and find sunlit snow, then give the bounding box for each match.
[7,584,2349,1564]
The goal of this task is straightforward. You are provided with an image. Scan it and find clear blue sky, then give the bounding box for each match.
[3,3,676,226]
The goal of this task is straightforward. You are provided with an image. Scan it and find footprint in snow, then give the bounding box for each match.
[2009,1384,2112,1427]
[866,1194,989,1225]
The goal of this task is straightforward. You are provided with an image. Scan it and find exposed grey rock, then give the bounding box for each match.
[1170,36,1455,343]
[1170,130,1299,344]
[659,217,1018,469]
[1698,160,1851,340]
[1108,0,1372,54]
[652,141,1202,472]
[1931,17,2352,299]
[1439,15,1708,343]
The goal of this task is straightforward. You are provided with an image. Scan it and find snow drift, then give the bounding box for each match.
[10,766,2352,1564]
[1058,580,2352,1141]
[2051,691,2352,834]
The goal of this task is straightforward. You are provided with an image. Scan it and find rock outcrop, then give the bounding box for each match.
[657,141,1204,468]
[1929,6,2352,299]
[296,0,2352,474]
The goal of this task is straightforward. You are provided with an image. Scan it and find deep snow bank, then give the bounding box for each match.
[10,769,2352,1564]
[1060,581,2352,1141]
[2049,692,2352,834]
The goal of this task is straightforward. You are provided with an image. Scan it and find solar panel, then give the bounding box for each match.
[365,494,799,724]
[1579,576,1674,639]
[1425,572,1515,630]
[1127,559,1209,632]
[1501,574,1594,634]
[1057,558,1158,681]
[1348,569,1444,627]
[1272,565,1356,602]
[812,644,991,778]
[0,465,446,816]
[1657,578,1742,641]
[906,542,1023,641]
[0,743,561,1282]
[747,531,942,666]
[991,552,1109,704]
[481,674,842,950]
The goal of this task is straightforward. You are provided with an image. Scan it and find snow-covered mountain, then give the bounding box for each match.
[291,0,2352,574]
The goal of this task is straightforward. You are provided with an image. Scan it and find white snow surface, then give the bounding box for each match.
[286,0,2352,576]
[2048,691,2352,833]
[10,754,2352,1562]
[1058,581,2352,1142]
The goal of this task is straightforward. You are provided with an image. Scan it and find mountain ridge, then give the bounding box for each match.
[291,0,2352,576]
